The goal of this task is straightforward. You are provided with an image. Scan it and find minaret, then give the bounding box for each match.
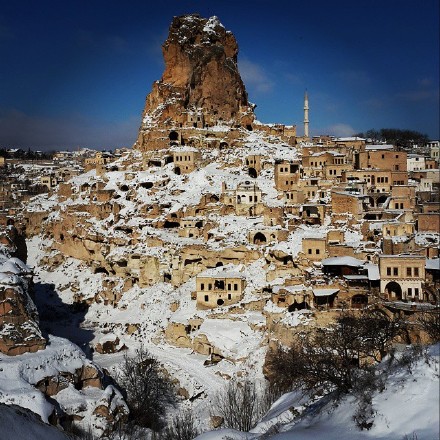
[304,90,309,138]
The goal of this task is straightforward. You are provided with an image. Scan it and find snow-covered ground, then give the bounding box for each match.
[196,344,440,439]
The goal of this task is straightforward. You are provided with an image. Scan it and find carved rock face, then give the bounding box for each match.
[0,232,46,356]
[137,14,255,150]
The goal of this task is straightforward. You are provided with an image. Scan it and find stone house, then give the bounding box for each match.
[234,181,263,216]
[358,146,407,173]
[407,154,426,172]
[274,160,300,191]
[301,203,326,225]
[172,148,200,174]
[331,190,368,220]
[417,213,440,233]
[302,237,327,261]
[249,228,289,245]
[389,185,416,210]
[245,155,263,177]
[40,174,58,190]
[271,285,311,310]
[379,254,425,301]
[194,266,246,309]
[178,217,204,238]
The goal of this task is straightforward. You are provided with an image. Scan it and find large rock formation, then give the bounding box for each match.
[136,14,256,150]
[0,229,46,355]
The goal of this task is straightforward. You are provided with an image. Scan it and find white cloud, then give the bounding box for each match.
[238,58,274,93]
[316,123,357,137]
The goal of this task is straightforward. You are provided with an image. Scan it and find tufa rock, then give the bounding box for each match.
[136,14,255,151]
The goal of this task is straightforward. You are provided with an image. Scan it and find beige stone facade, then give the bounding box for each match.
[194,266,246,309]
[379,255,425,300]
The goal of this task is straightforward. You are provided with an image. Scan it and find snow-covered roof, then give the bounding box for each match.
[321,256,365,267]
[365,263,380,281]
[312,288,339,296]
[197,264,244,279]
[343,274,369,281]
[365,144,394,150]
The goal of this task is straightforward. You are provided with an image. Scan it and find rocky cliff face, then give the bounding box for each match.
[136,14,255,150]
[0,229,46,355]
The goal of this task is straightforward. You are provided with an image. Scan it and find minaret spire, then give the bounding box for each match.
[304,90,309,138]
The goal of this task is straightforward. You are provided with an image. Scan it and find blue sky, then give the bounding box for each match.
[0,0,438,150]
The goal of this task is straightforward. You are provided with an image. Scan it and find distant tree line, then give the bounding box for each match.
[0,148,54,159]
[354,128,429,148]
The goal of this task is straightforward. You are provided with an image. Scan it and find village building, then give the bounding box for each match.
[194,265,246,309]
[274,160,300,191]
[172,147,201,174]
[379,254,425,301]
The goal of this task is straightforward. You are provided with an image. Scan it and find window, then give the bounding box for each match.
[408,288,412,296]
[316,249,320,254]
[382,154,385,159]
[308,249,312,254]
[387,267,391,276]
[234,283,238,291]
[201,283,205,290]
[407,268,412,277]
[228,294,231,300]
[415,288,419,296]
[393,267,398,276]
[208,283,212,290]
[414,267,419,277]
[227,283,231,290]
[204,295,209,302]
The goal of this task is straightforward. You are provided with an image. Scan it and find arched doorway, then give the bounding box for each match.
[174,166,181,175]
[253,232,267,245]
[248,167,257,178]
[169,131,179,141]
[377,195,388,207]
[385,281,402,300]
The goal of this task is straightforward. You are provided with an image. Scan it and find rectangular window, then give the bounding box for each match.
[407,288,412,296]
[228,294,231,300]
[308,249,312,254]
[201,283,205,290]
[393,267,398,276]
[249,196,253,202]
[234,283,238,291]
[316,249,320,254]
[387,267,391,276]
[415,288,419,296]
[414,267,419,277]
[208,283,212,290]
[227,283,231,290]
[407,268,412,277]
[204,295,209,302]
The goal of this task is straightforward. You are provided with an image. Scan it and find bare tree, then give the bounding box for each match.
[157,409,200,440]
[212,379,269,432]
[416,310,440,342]
[265,309,407,395]
[116,346,176,431]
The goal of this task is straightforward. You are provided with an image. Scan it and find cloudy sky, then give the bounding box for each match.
[0,0,438,150]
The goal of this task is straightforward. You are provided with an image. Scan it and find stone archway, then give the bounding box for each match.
[377,195,388,207]
[385,281,402,300]
[248,167,257,178]
[169,131,179,141]
[253,232,267,245]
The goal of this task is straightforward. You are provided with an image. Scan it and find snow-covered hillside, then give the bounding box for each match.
[196,344,440,439]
